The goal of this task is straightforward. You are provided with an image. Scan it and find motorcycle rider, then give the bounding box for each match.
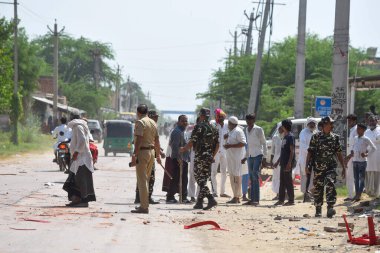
[52,116,72,163]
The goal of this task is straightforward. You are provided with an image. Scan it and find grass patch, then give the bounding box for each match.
[0,115,54,158]
[0,132,53,158]
[336,185,348,197]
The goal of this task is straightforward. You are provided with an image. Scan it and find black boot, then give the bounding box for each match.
[315,206,322,217]
[327,205,336,218]
[203,195,217,210]
[193,198,204,209]
[134,191,140,204]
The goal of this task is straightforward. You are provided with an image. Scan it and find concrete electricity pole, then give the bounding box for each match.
[294,0,307,119]
[48,20,64,127]
[331,0,350,151]
[91,47,101,89]
[12,0,19,144]
[115,65,121,112]
[247,0,271,114]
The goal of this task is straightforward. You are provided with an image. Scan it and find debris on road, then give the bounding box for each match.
[21,218,50,223]
[10,227,36,231]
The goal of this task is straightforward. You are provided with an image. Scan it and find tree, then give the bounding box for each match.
[0,18,14,114]
[199,34,380,135]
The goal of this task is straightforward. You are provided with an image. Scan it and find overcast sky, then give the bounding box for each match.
[2,0,379,111]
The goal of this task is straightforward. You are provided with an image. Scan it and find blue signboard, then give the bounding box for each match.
[315,96,332,117]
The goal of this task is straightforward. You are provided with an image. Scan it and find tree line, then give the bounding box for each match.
[0,17,156,121]
[198,34,380,134]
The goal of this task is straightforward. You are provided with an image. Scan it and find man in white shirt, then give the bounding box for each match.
[51,117,72,162]
[347,123,376,201]
[270,126,283,200]
[344,114,357,201]
[63,114,96,207]
[242,113,267,206]
[297,117,317,202]
[364,115,380,197]
[211,109,229,198]
[224,116,246,204]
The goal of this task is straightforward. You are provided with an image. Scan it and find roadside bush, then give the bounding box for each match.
[19,114,42,143]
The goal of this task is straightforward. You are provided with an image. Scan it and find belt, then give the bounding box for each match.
[140,146,154,150]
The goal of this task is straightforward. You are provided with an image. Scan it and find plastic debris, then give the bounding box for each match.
[184,221,228,231]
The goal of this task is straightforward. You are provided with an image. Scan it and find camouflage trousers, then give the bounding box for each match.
[136,164,155,199]
[313,166,337,207]
[194,155,213,200]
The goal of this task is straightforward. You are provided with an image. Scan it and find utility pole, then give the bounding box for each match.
[247,0,271,114]
[115,65,121,112]
[48,20,64,128]
[243,10,259,56]
[331,0,350,153]
[234,31,238,57]
[12,0,19,144]
[294,0,307,119]
[91,47,101,89]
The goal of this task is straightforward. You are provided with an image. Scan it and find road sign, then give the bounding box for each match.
[315,96,332,117]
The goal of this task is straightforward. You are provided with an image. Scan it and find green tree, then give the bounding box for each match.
[0,18,13,114]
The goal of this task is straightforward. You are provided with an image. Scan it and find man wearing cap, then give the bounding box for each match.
[180,108,219,210]
[364,115,380,197]
[306,116,346,218]
[344,114,357,201]
[134,110,162,205]
[224,116,246,203]
[211,108,229,198]
[296,117,317,202]
[130,104,162,214]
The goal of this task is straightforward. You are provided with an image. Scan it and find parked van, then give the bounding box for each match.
[265,117,321,161]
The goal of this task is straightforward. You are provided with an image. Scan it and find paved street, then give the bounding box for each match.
[0,136,378,253]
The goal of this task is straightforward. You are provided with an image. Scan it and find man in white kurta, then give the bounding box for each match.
[364,116,380,197]
[345,114,357,201]
[224,116,246,204]
[211,109,229,197]
[296,118,317,201]
[63,118,95,207]
[271,127,283,199]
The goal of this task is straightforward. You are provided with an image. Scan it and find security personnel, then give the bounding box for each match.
[306,116,346,218]
[134,110,163,205]
[130,104,161,214]
[180,108,219,210]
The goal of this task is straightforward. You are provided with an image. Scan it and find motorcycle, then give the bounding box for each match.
[53,131,71,173]
[56,141,71,173]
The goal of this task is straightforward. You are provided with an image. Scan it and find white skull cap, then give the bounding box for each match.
[228,116,239,125]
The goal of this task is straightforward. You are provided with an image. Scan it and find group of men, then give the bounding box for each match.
[159,108,269,209]
[59,103,379,220]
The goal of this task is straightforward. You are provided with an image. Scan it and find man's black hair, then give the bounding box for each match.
[357,123,367,131]
[178,114,187,122]
[281,119,292,132]
[137,104,148,115]
[60,117,67,124]
[245,113,256,120]
[346,114,357,121]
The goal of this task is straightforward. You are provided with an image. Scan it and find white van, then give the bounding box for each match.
[265,117,321,161]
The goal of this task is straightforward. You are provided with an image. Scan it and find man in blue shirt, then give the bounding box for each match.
[166,115,191,203]
[274,119,295,206]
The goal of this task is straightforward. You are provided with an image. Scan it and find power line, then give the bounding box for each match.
[115,41,226,51]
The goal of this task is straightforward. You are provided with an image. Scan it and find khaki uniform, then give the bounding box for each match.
[134,115,158,209]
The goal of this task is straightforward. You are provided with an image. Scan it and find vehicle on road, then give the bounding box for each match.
[87,119,103,142]
[56,141,70,173]
[103,120,134,157]
[265,117,322,161]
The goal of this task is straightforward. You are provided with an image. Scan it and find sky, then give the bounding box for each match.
[1,0,380,112]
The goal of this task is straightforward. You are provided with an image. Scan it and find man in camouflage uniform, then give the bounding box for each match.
[180,108,219,210]
[306,116,346,218]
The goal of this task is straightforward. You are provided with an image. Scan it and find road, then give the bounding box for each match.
[0,136,378,253]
